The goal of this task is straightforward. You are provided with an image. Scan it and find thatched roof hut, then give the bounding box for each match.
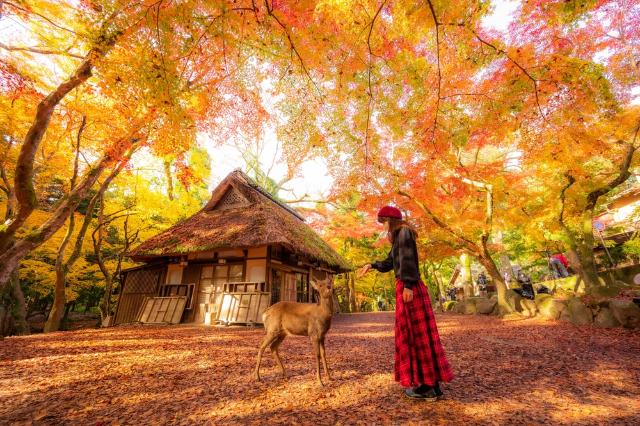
[114,170,349,326]
[129,170,349,270]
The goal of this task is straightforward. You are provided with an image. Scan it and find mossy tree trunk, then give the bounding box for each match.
[460,253,473,297]
[399,182,513,315]
[559,141,636,295]
[0,267,29,337]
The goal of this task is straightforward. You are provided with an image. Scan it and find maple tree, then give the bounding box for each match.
[1,0,639,335]
[0,0,312,332]
[321,0,639,308]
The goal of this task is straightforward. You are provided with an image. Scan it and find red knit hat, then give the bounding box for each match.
[377,205,402,222]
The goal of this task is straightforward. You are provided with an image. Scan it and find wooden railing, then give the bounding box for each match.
[222,282,269,293]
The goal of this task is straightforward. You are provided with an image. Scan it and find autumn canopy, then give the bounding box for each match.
[2,0,640,424]
[0,0,639,326]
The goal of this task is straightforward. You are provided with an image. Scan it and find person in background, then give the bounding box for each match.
[514,270,535,300]
[476,272,488,295]
[358,206,454,402]
[503,271,511,289]
[549,252,569,278]
[447,287,457,301]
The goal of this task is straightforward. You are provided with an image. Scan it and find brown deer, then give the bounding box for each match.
[253,277,334,386]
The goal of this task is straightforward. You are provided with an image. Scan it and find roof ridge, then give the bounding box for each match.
[230,169,305,221]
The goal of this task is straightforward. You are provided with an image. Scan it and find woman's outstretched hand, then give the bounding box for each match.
[357,264,372,278]
[402,288,414,303]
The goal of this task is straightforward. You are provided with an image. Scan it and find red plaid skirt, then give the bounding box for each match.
[395,279,454,387]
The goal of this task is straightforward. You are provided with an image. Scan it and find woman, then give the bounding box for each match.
[359,206,454,401]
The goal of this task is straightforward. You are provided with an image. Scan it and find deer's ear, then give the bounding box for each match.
[310,279,319,290]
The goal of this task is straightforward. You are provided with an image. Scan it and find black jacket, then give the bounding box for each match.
[371,226,421,289]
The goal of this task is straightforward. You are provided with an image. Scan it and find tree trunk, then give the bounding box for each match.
[61,302,74,329]
[562,210,603,294]
[343,273,352,312]
[460,253,473,297]
[348,272,358,312]
[435,271,446,304]
[44,213,76,333]
[499,254,513,281]
[332,291,341,314]
[94,195,113,322]
[164,159,174,201]
[0,51,101,251]
[99,275,113,322]
[558,143,637,295]
[0,266,29,337]
[0,134,140,285]
[44,269,67,333]
[477,239,511,314]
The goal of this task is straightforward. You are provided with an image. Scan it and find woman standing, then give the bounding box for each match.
[359,206,454,401]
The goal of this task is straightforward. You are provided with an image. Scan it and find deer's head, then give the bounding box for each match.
[311,276,333,299]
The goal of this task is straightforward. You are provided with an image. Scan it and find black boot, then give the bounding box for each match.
[404,387,438,401]
[434,382,444,399]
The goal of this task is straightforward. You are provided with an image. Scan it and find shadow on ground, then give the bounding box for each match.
[1,312,639,425]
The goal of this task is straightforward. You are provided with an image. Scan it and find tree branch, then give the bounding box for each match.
[264,0,322,98]
[585,141,637,211]
[0,28,120,250]
[425,0,441,143]
[398,189,479,253]
[469,28,546,121]
[363,1,386,165]
[559,173,576,228]
[65,154,135,272]
[3,1,79,36]
[459,176,493,234]
[0,42,84,59]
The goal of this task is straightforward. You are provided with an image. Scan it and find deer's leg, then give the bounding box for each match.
[312,338,324,386]
[319,338,330,382]
[270,335,286,378]
[254,333,278,381]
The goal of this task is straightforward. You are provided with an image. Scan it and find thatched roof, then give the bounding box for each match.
[128,170,350,271]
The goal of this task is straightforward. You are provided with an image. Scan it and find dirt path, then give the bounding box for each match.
[1,312,639,425]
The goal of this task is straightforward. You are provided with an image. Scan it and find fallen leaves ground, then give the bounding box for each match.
[1,312,639,425]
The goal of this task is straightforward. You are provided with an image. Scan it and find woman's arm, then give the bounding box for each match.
[371,251,393,272]
[397,227,420,289]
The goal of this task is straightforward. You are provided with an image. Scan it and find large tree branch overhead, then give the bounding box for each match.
[585,141,636,211]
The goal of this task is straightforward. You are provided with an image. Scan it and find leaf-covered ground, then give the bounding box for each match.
[1,312,639,425]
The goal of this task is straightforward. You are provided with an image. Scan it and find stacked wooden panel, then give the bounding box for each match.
[136,296,187,324]
[217,292,270,325]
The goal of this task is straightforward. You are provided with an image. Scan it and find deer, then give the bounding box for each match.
[253,276,334,386]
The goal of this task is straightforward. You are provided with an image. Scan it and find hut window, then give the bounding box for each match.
[270,269,282,305]
[230,264,243,281]
[296,273,309,303]
[201,266,214,278]
[282,273,297,302]
[166,264,183,284]
[271,245,283,260]
[159,284,195,310]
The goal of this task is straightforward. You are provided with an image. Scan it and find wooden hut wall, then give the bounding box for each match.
[181,263,202,322]
[246,246,267,283]
[176,246,268,324]
[115,245,341,325]
[114,266,165,325]
[266,245,315,304]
